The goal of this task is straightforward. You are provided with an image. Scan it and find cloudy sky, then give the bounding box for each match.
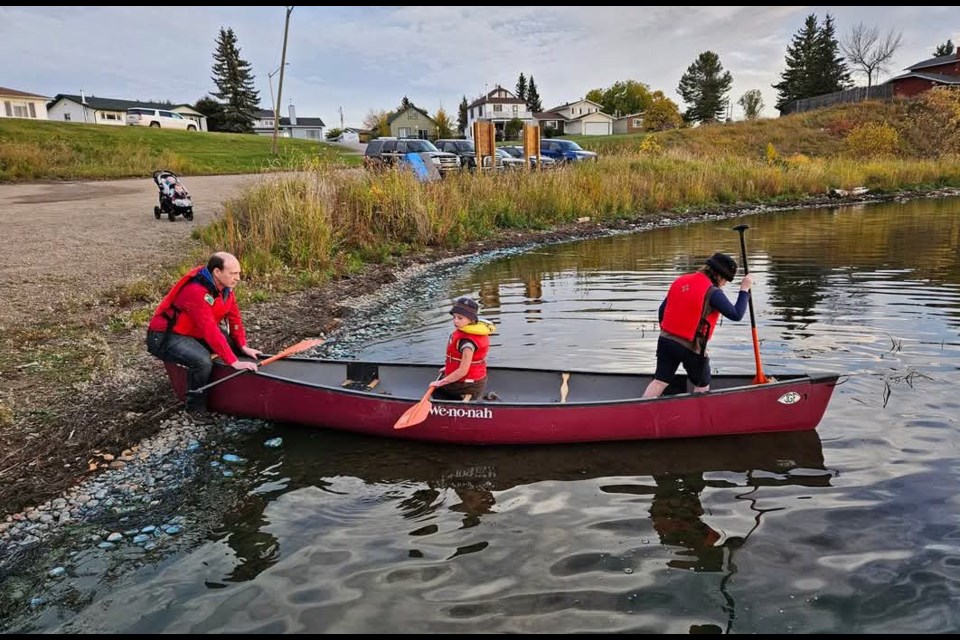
[2,6,956,127]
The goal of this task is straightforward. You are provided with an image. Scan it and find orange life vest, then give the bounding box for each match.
[660,272,719,353]
[444,329,489,381]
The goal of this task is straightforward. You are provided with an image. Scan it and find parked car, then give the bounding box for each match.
[126,108,198,130]
[539,139,598,164]
[500,145,557,169]
[364,138,460,175]
[495,148,526,170]
[434,139,503,170]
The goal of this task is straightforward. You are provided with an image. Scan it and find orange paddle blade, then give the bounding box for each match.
[259,338,324,367]
[393,387,435,430]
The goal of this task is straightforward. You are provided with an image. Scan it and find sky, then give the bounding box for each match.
[2,6,957,128]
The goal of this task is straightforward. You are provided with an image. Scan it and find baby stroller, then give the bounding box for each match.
[152,170,194,221]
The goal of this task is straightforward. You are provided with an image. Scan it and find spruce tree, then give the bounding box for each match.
[812,14,851,95]
[773,14,820,112]
[526,76,542,113]
[210,27,260,133]
[516,73,528,102]
[933,39,955,57]
[677,51,733,124]
[457,95,468,136]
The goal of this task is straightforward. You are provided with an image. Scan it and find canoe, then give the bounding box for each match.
[163,359,839,445]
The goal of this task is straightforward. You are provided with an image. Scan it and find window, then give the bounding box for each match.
[410,111,419,120]
[512,105,518,115]
[64,113,71,121]
[103,112,118,121]
[633,118,642,127]
[12,103,30,118]
[305,129,320,140]
[493,104,503,112]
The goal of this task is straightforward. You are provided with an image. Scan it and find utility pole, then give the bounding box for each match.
[339,105,344,130]
[272,6,294,155]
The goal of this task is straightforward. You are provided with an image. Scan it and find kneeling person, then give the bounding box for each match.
[146,252,260,411]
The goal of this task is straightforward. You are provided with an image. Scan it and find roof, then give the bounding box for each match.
[905,53,960,72]
[47,94,196,112]
[533,111,570,122]
[0,86,50,100]
[614,112,645,120]
[887,71,960,85]
[467,86,525,109]
[387,104,435,125]
[544,98,606,113]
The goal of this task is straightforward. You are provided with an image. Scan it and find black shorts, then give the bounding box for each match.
[653,336,711,388]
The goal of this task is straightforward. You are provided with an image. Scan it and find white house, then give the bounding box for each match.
[47,93,207,130]
[465,86,535,139]
[537,99,614,136]
[253,105,324,140]
[0,87,50,120]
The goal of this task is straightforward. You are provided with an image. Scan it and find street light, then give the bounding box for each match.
[268,62,289,142]
[272,6,294,155]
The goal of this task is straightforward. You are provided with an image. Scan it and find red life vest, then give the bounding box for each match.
[660,272,719,352]
[151,265,205,330]
[444,329,489,381]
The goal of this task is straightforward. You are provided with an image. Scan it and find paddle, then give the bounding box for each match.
[187,338,324,397]
[393,387,436,430]
[732,224,769,384]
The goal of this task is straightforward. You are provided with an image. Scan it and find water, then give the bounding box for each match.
[34,198,960,632]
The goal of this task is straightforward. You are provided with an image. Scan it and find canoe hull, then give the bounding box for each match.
[164,359,838,445]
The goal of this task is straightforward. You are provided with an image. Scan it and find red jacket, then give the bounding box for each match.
[660,272,718,352]
[147,266,247,365]
[443,330,489,381]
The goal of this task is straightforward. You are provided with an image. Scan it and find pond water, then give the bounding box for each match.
[35,197,960,633]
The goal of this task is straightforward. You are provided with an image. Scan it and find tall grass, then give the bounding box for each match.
[197,150,960,292]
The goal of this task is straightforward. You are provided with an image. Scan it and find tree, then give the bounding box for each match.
[434,107,454,139]
[585,80,652,116]
[933,39,955,57]
[644,90,683,130]
[362,108,386,132]
[210,27,260,133]
[738,89,764,120]
[677,51,733,124]
[399,96,412,111]
[194,96,227,132]
[505,117,524,140]
[842,22,903,89]
[325,127,343,140]
[526,76,543,113]
[813,15,851,95]
[457,96,468,135]
[515,73,528,102]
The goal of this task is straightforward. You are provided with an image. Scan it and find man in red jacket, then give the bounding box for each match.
[147,252,260,411]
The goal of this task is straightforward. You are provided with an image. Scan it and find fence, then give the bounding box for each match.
[780,84,894,115]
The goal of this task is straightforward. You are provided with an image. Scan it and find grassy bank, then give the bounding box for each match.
[0,119,360,181]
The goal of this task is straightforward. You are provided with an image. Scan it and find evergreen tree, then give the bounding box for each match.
[400,95,412,111]
[526,76,542,113]
[812,14,851,95]
[194,96,227,132]
[516,73,528,102]
[210,27,260,133]
[773,14,820,112]
[933,39,955,57]
[677,51,733,124]
[457,95,468,136]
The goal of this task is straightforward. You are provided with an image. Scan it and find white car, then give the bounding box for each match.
[126,108,198,130]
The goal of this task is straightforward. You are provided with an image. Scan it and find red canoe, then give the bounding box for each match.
[163,359,839,445]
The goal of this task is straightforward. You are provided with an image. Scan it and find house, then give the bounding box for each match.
[887,50,960,97]
[387,104,437,139]
[537,99,614,136]
[465,86,535,139]
[46,93,207,130]
[253,105,325,140]
[613,112,645,135]
[0,87,50,120]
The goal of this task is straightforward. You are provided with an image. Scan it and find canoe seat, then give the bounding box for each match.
[342,378,380,392]
[342,362,380,392]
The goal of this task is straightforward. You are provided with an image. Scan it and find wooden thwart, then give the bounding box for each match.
[560,372,570,404]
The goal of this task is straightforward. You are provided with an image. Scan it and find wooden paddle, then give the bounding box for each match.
[187,338,324,397]
[732,224,769,384]
[393,387,436,430]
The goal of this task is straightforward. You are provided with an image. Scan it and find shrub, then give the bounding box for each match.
[843,122,900,158]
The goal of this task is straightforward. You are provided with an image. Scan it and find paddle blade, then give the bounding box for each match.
[259,338,324,367]
[393,388,435,430]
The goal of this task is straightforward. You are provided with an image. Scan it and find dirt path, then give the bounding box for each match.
[0,175,257,327]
